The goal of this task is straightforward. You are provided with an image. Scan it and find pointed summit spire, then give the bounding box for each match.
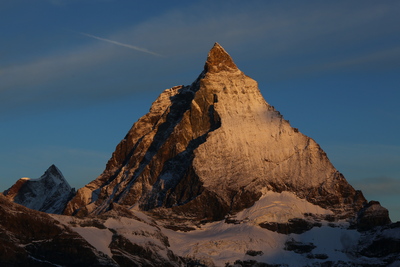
[204,42,239,73]
[45,164,64,179]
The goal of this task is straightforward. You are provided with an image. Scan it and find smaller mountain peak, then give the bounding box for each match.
[46,164,62,176]
[49,164,57,169]
[3,165,75,214]
[204,42,238,73]
[41,165,70,188]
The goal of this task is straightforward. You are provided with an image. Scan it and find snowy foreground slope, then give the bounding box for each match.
[52,191,400,266]
[1,190,399,266]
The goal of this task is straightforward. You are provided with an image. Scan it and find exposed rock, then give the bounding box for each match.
[204,42,238,73]
[65,43,370,224]
[360,237,400,258]
[284,238,316,254]
[246,250,264,256]
[0,194,116,266]
[306,253,329,260]
[109,233,182,267]
[259,218,321,234]
[355,222,400,264]
[357,201,391,231]
[3,164,75,214]
[228,260,282,267]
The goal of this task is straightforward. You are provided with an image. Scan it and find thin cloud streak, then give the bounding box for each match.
[353,176,400,196]
[77,31,163,57]
[1,2,399,116]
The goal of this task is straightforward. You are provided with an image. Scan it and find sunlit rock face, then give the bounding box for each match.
[3,164,75,214]
[65,43,377,224]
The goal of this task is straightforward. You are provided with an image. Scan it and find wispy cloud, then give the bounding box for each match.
[353,176,400,196]
[299,46,400,76]
[76,31,163,57]
[1,1,399,116]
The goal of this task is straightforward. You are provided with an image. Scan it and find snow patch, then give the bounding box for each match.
[233,190,333,224]
[165,221,286,266]
[73,227,114,257]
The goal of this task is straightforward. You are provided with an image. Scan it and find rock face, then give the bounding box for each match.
[64,43,378,225]
[0,194,116,266]
[357,201,392,231]
[3,164,75,214]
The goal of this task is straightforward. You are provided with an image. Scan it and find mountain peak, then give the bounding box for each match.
[64,43,384,227]
[204,42,238,73]
[46,164,63,179]
[3,165,75,214]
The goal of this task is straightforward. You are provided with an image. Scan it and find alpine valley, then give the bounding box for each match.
[1,43,399,267]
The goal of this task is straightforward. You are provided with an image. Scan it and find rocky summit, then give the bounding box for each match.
[1,43,399,267]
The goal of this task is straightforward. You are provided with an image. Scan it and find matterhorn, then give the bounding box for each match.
[66,43,377,225]
[1,43,398,267]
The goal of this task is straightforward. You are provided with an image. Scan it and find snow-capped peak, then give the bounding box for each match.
[3,164,75,214]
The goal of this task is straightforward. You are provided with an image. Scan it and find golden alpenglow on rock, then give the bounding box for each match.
[65,43,382,227]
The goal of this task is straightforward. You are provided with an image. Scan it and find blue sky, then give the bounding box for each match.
[1,0,399,221]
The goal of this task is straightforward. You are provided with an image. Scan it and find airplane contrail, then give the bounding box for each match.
[77,31,163,57]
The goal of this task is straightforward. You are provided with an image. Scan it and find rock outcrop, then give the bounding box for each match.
[64,43,380,225]
[357,201,392,231]
[0,194,116,266]
[3,164,75,214]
